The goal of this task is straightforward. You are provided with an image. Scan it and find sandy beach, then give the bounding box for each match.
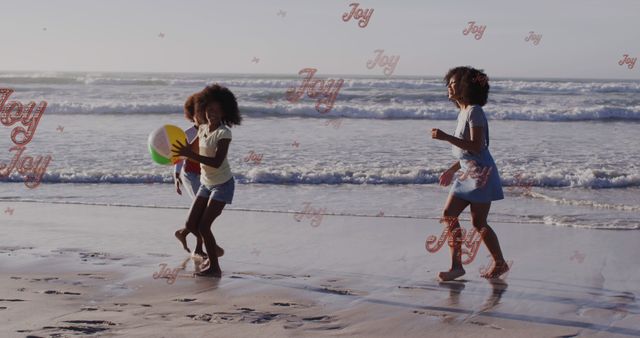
[1,200,638,337]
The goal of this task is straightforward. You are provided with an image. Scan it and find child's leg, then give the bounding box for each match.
[176,196,208,253]
[469,202,509,278]
[438,194,470,281]
[176,172,208,256]
[195,200,227,277]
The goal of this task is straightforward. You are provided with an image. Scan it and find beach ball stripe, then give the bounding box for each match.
[148,124,187,165]
[148,145,172,165]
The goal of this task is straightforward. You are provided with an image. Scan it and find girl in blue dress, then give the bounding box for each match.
[431,66,509,281]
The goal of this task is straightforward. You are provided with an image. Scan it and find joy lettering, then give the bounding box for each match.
[366,49,400,76]
[425,217,486,265]
[293,202,326,227]
[0,146,52,189]
[1,88,47,145]
[0,88,52,189]
[286,68,343,114]
[524,31,542,45]
[457,160,492,188]
[152,263,193,285]
[342,3,374,28]
[618,54,637,69]
[462,21,486,40]
[244,150,263,165]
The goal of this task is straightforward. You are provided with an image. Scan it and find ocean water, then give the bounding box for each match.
[1,71,639,230]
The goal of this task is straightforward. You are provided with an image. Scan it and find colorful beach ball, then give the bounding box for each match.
[148,124,187,165]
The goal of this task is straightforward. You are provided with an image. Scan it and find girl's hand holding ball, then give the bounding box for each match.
[172,140,195,159]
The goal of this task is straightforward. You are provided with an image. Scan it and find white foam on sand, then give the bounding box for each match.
[1,201,639,337]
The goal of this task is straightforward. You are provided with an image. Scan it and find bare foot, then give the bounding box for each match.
[192,251,208,260]
[192,246,223,259]
[174,229,190,253]
[438,268,465,281]
[196,268,221,278]
[481,261,510,279]
[199,259,210,270]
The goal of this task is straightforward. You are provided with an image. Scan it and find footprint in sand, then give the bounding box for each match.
[188,308,287,324]
[188,307,343,330]
[273,302,293,307]
[79,252,124,263]
[0,246,34,253]
[302,315,332,322]
[173,298,197,302]
[272,302,310,309]
[469,320,503,330]
[81,307,99,311]
[30,277,59,282]
[33,320,118,336]
[43,290,81,295]
[319,285,359,296]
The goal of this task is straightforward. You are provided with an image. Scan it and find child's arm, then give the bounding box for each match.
[174,160,184,181]
[447,161,461,172]
[438,160,461,186]
[173,139,230,169]
[432,127,485,155]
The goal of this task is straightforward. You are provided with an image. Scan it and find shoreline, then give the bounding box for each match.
[2,200,639,337]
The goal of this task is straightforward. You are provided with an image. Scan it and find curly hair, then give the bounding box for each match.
[183,94,196,122]
[196,84,242,127]
[443,66,490,107]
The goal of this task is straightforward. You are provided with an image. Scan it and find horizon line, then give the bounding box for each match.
[0,69,638,82]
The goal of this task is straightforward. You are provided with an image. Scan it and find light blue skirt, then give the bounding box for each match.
[450,149,504,203]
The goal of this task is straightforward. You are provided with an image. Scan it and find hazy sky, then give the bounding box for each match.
[2,0,639,79]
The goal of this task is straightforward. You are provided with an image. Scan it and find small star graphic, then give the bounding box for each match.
[251,57,260,63]
[56,125,64,133]
[292,141,299,148]
[158,32,165,38]
[277,10,287,18]
[4,207,14,215]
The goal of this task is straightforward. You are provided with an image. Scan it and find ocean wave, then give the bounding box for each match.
[2,72,639,92]
[530,192,640,212]
[39,100,640,121]
[2,167,639,188]
[541,215,640,230]
[3,71,640,121]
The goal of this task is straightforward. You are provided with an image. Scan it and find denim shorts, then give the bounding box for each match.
[196,177,234,204]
